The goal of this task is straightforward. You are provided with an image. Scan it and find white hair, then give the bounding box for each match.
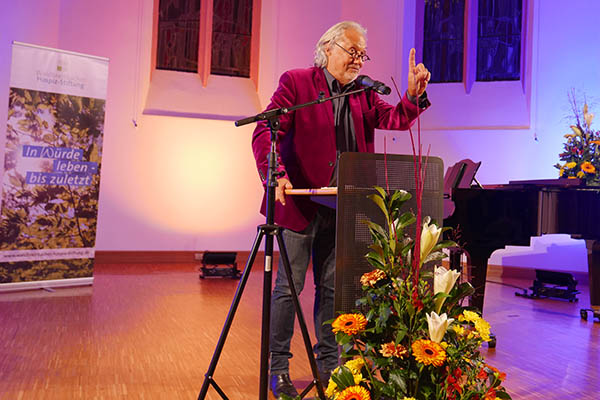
[313,21,367,68]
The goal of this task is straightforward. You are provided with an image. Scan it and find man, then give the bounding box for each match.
[252,21,431,399]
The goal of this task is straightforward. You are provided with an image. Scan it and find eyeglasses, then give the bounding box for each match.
[334,42,371,62]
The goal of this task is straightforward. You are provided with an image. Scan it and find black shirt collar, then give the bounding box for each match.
[323,68,356,94]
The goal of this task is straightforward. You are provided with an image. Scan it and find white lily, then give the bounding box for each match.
[433,266,461,313]
[420,218,442,264]
[426,311,454,343]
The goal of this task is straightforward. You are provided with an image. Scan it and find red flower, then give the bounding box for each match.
[446,367,463,395]
[484,387,497,399]
[411,291,424,311]
[477,367,488,380]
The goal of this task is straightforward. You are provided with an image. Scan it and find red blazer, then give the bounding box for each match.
[252,67,427,232]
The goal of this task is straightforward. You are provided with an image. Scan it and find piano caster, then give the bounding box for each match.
[580,308,600,323]
[487,333,497,348]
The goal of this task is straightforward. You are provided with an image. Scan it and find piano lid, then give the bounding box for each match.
[507,178,585,187]
[482,178,586,189]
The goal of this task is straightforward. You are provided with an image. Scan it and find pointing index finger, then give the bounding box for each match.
[409,48,416,71]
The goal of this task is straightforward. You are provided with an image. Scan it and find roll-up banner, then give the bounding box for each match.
[0,42,108,292]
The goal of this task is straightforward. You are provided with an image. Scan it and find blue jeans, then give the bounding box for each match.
[270,206,338,375]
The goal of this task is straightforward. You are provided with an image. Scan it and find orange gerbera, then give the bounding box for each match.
[411,339,446,367]
[360,269,386,287]
[581,161,596,173]
[379,342,408,358]
[332,313,367,335]
[336,385,371,400]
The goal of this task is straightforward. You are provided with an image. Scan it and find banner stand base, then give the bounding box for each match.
[0,277,93,293]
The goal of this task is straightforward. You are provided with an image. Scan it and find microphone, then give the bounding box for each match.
[356,75,391,95]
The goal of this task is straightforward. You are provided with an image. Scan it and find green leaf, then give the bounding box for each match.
[365,253,385,269]
[335,332,351,345]
[388,370,408,393]
[422,251,447,264]
[431,240,457,252]
[495,391,513,400]
[445,282,475,307]
[373,185,388,199]
[395,326,407,343]
[331,366,356,389]
[391,189,411,203]
[397,211,416,228]
[367,193,389,221]
[365,220,388,239]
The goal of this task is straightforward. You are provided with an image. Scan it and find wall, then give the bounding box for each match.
[1,0,599,272]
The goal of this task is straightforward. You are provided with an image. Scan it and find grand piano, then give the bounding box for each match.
[444,168,600,316]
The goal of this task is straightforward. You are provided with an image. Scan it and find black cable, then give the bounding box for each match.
[485,279,527,291]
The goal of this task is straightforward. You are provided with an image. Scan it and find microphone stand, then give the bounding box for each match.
[198,85,373,400]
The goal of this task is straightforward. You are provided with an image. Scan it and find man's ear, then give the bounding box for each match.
[325,42,332,57]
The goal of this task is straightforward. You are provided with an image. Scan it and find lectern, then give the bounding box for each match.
[334,153,444,313]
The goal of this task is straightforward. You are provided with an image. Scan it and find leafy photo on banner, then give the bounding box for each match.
[0,43,108,287]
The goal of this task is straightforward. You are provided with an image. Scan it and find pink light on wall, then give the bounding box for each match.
[107,115,263,234]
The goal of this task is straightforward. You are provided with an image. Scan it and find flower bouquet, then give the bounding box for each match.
[555,93,600,185]
[324,187,511,400]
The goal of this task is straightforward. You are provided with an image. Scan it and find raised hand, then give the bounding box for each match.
[407,48,431,98]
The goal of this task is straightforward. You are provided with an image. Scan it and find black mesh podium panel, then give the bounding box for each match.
[334,152,444,313]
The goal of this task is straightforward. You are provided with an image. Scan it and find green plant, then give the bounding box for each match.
[555,92,600,185]
[324,187,511,400]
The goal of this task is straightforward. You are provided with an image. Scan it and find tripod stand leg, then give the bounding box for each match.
[276,231,327,400]
[198,229,266,400]
[259,230,274,400]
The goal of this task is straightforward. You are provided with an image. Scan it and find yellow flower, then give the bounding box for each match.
[426,311,454,343]
[460,310,479,323]
[344,358,364,374]
[402,398,417,400]
[559,167,565,177]
[336,385,371,400]
[577,171,585,178]
[565,161,577,169]
[453,325,466,336]
[344,358,365,384]
[474,317,491,342]
[325,378,338,398]
[360,269,386,287]
[412,339,447,367]
[332,314,367,335]
[581,161,596,174]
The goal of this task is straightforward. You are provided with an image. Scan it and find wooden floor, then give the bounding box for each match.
[0,261,598,399]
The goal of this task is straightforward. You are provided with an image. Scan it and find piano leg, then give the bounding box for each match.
[465,247,495,314]
[585,240,600,311]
